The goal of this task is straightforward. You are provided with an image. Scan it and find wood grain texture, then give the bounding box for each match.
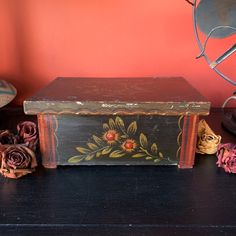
[24,77,210,115]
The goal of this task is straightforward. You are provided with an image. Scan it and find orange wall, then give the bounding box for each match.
[0,0,235,107]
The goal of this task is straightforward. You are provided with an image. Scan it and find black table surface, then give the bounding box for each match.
[0,108,235,236]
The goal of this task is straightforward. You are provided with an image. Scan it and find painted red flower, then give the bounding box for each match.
[103,130,119,144]
[216,143,236,174]
[121,139,137,152]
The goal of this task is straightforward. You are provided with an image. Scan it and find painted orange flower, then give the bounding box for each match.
[121,139,137,152]
[103,130,119,144]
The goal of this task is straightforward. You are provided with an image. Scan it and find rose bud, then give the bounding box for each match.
[0,130,17,145]
[17,121,38,151]
[0,145,37,179]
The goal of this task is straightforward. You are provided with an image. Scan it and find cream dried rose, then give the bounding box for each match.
[196,133,221,155]
[196,119,221,154]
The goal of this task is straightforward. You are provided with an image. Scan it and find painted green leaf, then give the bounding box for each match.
[109,150,125,158]
[68,155,84,163]
[132,153,147,158]
[85,154,95,161]
[120,135,128,139]
[96,151,102,158]
[109,118,116,129]
[154,158,161,163]
[92,135,103,146]
[140,133,148,148]
[159,152,164,159]
[127,121,137,135]
[103,123,110,131]
[76,147,90,154]
[87,143,98,150]
[102,147,112,155]
[151,143,158,154]
[145,156,153,160]
[115,116,125,129]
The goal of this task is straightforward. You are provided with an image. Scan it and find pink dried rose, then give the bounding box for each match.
[0,130,17,145]
[0,145,37,179]
[216,143,236,174]
[17,121,38,151]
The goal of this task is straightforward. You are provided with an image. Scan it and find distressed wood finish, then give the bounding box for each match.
[24,77,210,169]
[24,77,210,115]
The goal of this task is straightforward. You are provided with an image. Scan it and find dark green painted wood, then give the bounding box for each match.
[24,77,211,115]
[52,115,182,166]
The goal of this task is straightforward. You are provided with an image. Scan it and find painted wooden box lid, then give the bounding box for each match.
[24,77,210,115]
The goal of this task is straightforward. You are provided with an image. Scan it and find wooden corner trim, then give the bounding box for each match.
[178,115,199,168]
[37,115,58,168]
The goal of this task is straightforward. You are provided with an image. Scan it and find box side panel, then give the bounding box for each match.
[49,115,182,166]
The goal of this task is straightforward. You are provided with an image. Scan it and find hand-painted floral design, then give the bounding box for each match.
[68,116,167,164]
[103,130,119,144]
[121,139,137,152]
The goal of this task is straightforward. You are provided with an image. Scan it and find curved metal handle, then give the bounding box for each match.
[222,95,236,116]
[192,0,236,86]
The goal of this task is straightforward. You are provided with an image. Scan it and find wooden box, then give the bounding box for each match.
[24,77,210,169]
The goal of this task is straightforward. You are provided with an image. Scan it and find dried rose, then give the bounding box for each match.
[216,143,236,174]
[196,120,221,154]
[17,121,38,151]
[196,133,221,155]
[0,145,37,179]
[0,130,17,145]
